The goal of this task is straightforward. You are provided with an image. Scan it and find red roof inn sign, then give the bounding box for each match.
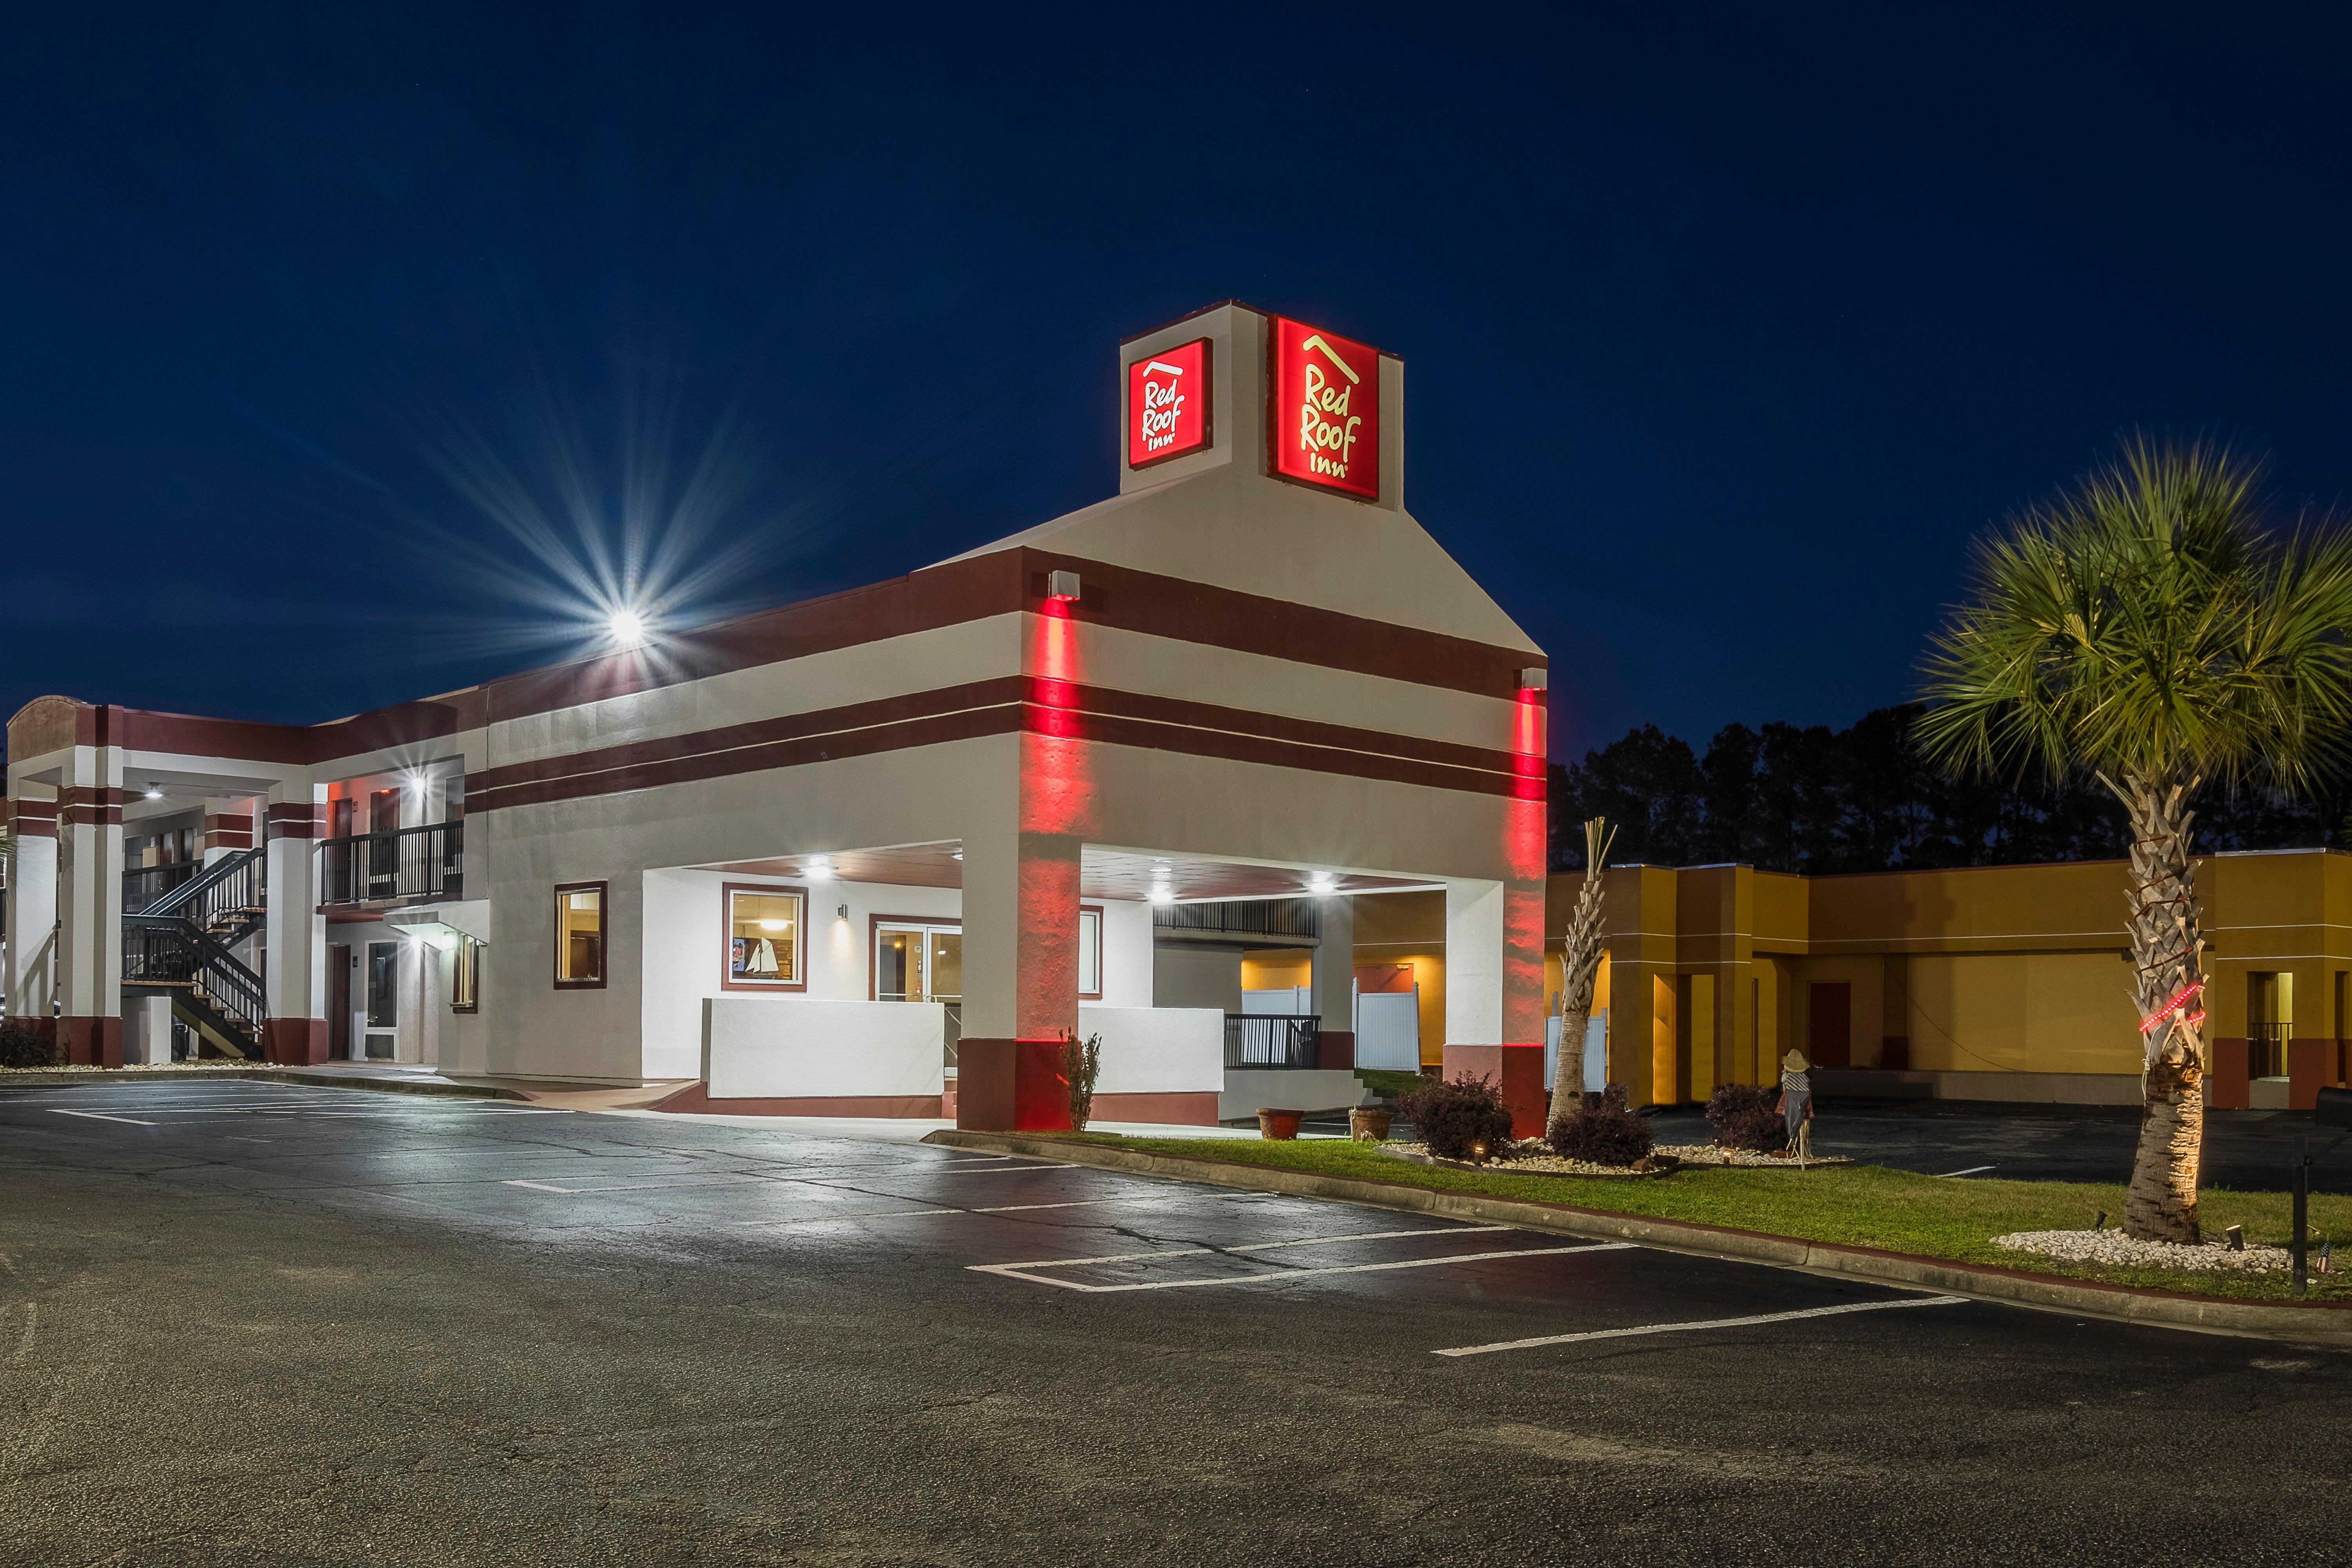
[1127,337,1211,468]
[1270,316,1380,501]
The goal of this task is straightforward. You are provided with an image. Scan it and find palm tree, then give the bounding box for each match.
[1917,439,2352,1242]
[1547,817,1615,1143]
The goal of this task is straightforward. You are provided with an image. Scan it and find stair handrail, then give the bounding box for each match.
[143,845,264,920]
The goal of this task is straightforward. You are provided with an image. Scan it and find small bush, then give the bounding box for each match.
[1548,1082,1654,1167]
[1705,1083,1786,1152]
[1063,1030,1102,1131]
[1398,1074,1515,1161]
[0,1022,56,1069]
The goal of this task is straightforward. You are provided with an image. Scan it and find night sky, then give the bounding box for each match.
[6,5,2348,761]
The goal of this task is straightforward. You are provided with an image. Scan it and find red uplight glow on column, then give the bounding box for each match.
[1503,685,1550,1050]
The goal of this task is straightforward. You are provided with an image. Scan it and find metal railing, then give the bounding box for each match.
[319,821,463,905]
[123,915,268,1045]
[145,846,265,940]
[123,862,199,913]
[1225,1013,1321,1070]
[2249,1020,2290,1079]
[1156,897,1321,942]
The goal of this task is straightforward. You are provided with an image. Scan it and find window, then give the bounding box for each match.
[1078,904,1104,1000]
[722,883,806,991]
[366,941,399,1028]
[554,882,606,988]
[450,937,480,1014]
[873,918,961,1003]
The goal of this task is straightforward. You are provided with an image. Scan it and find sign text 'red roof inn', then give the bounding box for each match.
[1269,317,1380,501]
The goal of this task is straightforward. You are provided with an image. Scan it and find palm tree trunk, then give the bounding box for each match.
[1546,819,1615,1143]
[2111,772,2206,1244]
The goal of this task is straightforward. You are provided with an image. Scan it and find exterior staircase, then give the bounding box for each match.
[123,847,268,1059]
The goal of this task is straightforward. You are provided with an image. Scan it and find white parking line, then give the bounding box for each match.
[1432,1294,1973,1357]
[500,1160,1077,1196]
[1937,1166,1996,1178]
[971,1227,1640,1293]
[49,1109,159,1126]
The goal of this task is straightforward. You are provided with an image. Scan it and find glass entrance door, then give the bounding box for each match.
[875,923,961,1004]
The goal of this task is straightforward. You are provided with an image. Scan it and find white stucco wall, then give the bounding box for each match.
[1080,1005,1221,1095]
[703,997,946,1099]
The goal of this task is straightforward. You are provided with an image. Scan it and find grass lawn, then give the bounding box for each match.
[1054,1132,2352,1305]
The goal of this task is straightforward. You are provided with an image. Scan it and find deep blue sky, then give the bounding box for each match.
[6,5,2349,760]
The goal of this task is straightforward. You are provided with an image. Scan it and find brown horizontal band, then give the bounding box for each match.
[17,544,1542,771]
[468,678,1536,814]
[11,817,56,837]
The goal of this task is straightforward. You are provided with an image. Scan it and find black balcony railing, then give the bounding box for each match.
[319,822,463,905]
[1156,897,1321,942]
[1225,1013,1321,1070]
[123,861,199,914]
[2250,1020,2290,1079]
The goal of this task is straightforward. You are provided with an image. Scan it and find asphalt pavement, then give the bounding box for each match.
[3,1079,2348,1566]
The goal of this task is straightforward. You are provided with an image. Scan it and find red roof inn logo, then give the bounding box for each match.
[1270,317,1379,500]
[1127,337,1211,468]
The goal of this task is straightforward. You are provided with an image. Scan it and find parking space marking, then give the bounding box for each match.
[1432,1293,1972,1356]
[1937,1165,1996,1178]
[972,1227,1640,1293]
[500,1158,1078,1196]
[49,1109,160,1126]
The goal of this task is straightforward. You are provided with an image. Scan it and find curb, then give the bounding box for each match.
[924,1129,2352,1346]
[0,1067,527,1102]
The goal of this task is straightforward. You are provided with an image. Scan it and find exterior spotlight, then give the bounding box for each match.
[806,856,833,879]
[1046,570,1082,602]
[144,783,164,800]
[1517,667,1548,691]
[835,903,848,919]
[1148,884,1175,905]
[1307,871,1337,893]
[609,608,649,648]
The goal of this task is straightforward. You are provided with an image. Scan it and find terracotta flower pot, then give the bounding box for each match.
[1348,1106,1392,1142]
[1257,1108,1303,1141]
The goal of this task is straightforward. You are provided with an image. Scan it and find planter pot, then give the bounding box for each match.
[1348,1106,1393,1142]
[1257,1108,1303,1141]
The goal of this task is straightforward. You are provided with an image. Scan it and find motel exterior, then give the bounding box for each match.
[4,303,1555,1132]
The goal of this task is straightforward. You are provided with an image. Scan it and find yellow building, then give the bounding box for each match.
[1365,848,2352,1112]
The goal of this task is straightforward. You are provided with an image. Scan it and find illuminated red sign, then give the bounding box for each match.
[1269,317,1380,500]
[1127,337,1211,468]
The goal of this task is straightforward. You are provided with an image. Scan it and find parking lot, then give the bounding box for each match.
[4,1080,2350,1565]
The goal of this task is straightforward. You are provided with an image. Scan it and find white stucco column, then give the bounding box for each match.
[261,787,325,1064]
[956,827,1082,1131]
[1442,873,1547,1132]
[1313,893,1356,1069]
[131,995,175,1064]
[54,746,125,1066]
[5,790,58,1031]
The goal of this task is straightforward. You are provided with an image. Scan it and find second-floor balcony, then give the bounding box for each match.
[319,821,464,907]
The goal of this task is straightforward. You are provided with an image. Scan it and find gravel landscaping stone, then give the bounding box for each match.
[1994,1228,2295,1273]
[1383,1140,1852,1176]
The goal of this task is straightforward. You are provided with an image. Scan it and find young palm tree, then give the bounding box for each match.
[1547,816,1616,1142]
[1917,440,2352,1242]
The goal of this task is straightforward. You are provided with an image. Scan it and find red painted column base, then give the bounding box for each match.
[2208,1037,2249,1110]
[955,1038,1073,1132]
[2287,1038,2331,1110]
[59,1016,123,1069]
[264,1019,330,1066]
[1443,1043,1546,1139]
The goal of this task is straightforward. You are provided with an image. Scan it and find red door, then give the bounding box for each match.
[1809,982,1851,1069]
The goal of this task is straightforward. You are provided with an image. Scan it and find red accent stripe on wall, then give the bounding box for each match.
[11,546,1544,771]
[465,678,1532,813]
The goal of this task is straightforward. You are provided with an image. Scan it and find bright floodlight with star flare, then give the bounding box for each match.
[609,608,650,648]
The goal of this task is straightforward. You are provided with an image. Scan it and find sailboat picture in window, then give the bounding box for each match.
[722,884,807,991]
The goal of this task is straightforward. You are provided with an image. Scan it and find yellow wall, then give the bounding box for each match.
[1353,890,1448,1066]
[1240,950,1311,990]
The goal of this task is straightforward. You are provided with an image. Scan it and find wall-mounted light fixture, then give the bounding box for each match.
[1046,570,1082,602]
[836,903,849,920]
[1517,667,1548,691]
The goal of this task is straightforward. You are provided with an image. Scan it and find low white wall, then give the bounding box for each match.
[1079,1005,1223,1094]
[1220,1068,1371,1121]
[703,997,946,1099]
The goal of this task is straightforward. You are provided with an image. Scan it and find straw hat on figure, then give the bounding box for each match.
[1776,1048,1815,1162]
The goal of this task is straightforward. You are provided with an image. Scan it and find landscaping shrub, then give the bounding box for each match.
[1548,1082,1654,1167]
[1705,1083,1787,1153]
[1063,1030,1102,1131]
[1398,1074,1515,1161]
[0,1021,55,1069]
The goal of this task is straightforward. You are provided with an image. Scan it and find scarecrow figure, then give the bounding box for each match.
[1776,1047,1815,1163]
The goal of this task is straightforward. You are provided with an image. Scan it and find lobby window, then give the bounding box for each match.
[554,882,606,989]
[724,884,806,991]
[1078,905,1103,1000]
[875,920,961,1004]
